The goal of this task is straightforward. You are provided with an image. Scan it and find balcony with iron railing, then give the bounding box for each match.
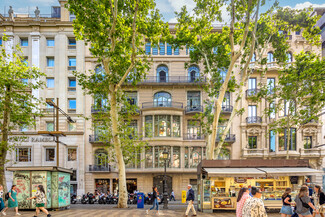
[246,116,262,124]
[142,101,183,109]
[88,164,111,172]
[183,133,205,140]
[91,106,108,113]
[246,89,261,98]
[216,134,236,143]
[89,135,105,143]
[127,76,206,85]
[221,105,233,113]
[185,105,203,114]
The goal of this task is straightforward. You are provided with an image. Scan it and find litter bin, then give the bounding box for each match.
[137,193,145,209]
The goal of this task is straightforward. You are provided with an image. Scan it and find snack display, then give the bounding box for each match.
[213,198,234,209]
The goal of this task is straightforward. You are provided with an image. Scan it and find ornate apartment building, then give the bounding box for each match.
[1,0,324,197]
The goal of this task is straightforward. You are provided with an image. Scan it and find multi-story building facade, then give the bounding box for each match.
[1,0,324,198]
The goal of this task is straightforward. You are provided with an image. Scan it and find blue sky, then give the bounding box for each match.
[1,0,325,22]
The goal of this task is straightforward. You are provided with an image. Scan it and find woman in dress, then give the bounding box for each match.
[280,188,294,217]
[313,185,325,217]
[236,187,251,217]
[2,185,20,216]
[0,185,6,216]
[27,185,51,217]
[295,186,317,217]
[146,187,160,215]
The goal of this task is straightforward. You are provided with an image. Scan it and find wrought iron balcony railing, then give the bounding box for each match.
[142,101,183,109]
[216,134,236,142]
[89,165,111,172]
[128,76,206,84]
[246,89,261,98]
[183,133,205,140]
[246,116,262,124]
[221,105,233,113]
[185,105,203,113]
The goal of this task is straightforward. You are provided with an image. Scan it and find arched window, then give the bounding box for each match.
[287,52,292,63]
[188,65,200,82]
[95,149,108,167]
[154,91,171,107]
[157,65,168,82]
[267,52,274,63]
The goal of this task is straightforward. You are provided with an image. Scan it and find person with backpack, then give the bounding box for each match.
[313,185,325,217]
[295,186,317,217]
[1,185,21,216]
[27,185,51,217]
[0,185,6,216]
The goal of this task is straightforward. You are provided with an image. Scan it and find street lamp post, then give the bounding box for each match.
[162,150,169,209]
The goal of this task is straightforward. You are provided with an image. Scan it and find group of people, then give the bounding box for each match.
[146,184,196,216]
[0,184,51,217]
[236,184,325,217]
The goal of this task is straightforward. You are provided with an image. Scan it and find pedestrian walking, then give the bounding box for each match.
[170,190,176,201]
[294,186,317,217]
[185,184,197,217]
[242,187,267,217]
[146,187,160,215]
[27,185,51,217]
[236,187,251,217]
[2,185,21,216]
[0,185,6,216]
[280,188,294,217]
[313,185,325,217]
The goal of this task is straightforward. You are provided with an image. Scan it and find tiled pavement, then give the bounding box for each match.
[1,204,290,217]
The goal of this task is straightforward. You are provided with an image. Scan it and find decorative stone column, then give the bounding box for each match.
[30,31,40,100]
[4,32,14,61]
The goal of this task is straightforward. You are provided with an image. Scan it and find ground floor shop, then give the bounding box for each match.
[197,159,321,212]
[85,172,196,198]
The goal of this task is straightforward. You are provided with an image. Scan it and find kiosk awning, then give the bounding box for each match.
[204,168,265,177]
[258,167,321,176]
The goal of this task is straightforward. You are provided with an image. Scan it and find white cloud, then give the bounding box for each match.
[285,1,325,10]
[167,0,196,12]
[168,17,178,23]
[29,0,56,3]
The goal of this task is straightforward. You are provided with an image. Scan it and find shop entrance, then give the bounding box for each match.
[153,175,172,196]
[126,179,137,193]
[95,179,110,194]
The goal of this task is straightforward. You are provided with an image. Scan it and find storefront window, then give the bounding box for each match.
[304,136,312,149]
[145,116,153,137]
[145,147,153,168]
[248,136,257,149]
[172,116,180,137]
[269,130,276,152]
[279,128,296,151]
[172,147,180,168]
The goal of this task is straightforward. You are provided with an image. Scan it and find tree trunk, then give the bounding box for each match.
[109,86,128,208]
[0,85,11,193]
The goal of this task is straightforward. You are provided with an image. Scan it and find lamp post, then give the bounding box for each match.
[162,150,169,209]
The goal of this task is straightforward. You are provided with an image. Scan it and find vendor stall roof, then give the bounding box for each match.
[204,168,265,177]
[258,167,321,176]
[6,166,73,174]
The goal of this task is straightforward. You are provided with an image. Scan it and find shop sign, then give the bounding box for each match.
[234,177,247,184]
[8,136,55,143]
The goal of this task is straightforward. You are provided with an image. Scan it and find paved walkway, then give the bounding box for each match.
[3,204,316,217]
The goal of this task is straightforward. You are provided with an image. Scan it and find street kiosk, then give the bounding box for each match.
[197,159,321,212]
[7,166,72,209]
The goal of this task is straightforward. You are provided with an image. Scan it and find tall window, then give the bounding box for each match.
[21,38,28,47]
[172,147,181,168]
[187,120,201,139]
[187,91,201,109]
[145,116,153,137]
[45,148,55,162]
[267,78,275,94]
[127,120,138,138]
[69,77,76,88]
[185,147,204,168]
[167,43,172,55]
[154,92,171,107]
[248,105,257,119]
[279,100,295,117]
[68,38,76,45]
[46,78,55,88]
[95,149,108,167]
[68,57,76,66]
[159,42,165,55]
[269,130,276,152]
[125,91,137,105]
[267,52,274,63]
[156,65,168,82]
[47,39,55,46]
[16,148,31,162]
[47,57,54,67]
[279,128,296,151]
[304,136,312,149]
[188,66,200,82]
[152,44,158,55]
[248,78,257,90]
[68,99,76,109]
[145,147,153,168]
[154,146,171,168]
[146,115,180,138]
[248,136,257,149]
[222,92,230,108]
[269,102,275,119]
[154,115,171,137]
[145,42,151,55]
[46,122,54,131]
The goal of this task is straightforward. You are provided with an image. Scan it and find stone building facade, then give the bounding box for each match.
[0,0,324,198]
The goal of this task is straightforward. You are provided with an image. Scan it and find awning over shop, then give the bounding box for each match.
[258,167,321,176]
[204,168,265,177]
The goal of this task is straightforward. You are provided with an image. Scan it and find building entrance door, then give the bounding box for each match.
[153,175,172,196]
[95,179,110,194]
[126,179,137,193]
